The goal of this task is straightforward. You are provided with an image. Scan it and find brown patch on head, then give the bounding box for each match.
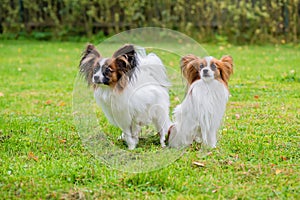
[180,54,201,86]
[79,44,101,87]
[105,58,128,91]
[110,44,138,92]
[214,55,233,88]
[105,59,118,87]
[98,58,117,87]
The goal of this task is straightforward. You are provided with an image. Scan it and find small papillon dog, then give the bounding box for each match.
[79,44,171,150]
[168,54,233,148]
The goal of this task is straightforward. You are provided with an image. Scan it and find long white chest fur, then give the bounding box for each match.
[169,79,229,148]
[94,82,169,131]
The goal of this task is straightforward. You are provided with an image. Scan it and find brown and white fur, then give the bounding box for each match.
[79,44,171,150]
[168,55,233,148]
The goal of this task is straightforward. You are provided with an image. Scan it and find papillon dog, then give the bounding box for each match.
[79,44,171,150]
[168,54,233,148]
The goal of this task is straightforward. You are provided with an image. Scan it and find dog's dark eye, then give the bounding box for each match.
[104,67,111,75]
[94,67,99,74]
[211,63,217,70]
[200,63,204,69]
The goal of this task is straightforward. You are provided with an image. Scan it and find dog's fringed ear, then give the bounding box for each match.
[112,44,137,79]
[180,54,200,86]
[219,55,233,86]
[79,44,101,86]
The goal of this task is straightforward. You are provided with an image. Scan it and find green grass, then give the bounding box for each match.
[0,40,299,199]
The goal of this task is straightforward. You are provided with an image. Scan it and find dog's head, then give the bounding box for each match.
[180,55,233,88]
[79,44,138,91]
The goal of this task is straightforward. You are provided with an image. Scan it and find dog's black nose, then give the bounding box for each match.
[94,75,100,82]
[203,69,208,74]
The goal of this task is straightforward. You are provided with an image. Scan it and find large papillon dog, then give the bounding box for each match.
[79,44,171,150]
[168,55,233,148]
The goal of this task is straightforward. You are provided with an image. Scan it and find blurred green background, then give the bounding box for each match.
[1,0,299,44]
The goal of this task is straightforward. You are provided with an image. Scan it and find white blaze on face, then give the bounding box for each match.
[93,58,108,83]
[201,56,215,81]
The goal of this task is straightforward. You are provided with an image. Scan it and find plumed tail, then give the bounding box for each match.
[136,47,170,88]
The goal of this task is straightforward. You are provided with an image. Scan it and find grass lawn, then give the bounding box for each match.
[0,39,299,199]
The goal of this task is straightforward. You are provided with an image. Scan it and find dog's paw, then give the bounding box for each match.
[118,133,125,140]
[128,144,136,150]
[195,136,202,143]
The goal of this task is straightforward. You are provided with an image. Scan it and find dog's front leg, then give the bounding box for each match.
[122,124,140,150]
[206,130,217,148]
[153,109,171,148]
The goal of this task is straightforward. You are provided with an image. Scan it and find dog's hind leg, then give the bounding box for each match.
[153,112,171,148]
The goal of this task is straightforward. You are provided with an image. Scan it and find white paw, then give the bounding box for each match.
[118,133,125,140]
[128,144,136,150]
[195,136,202,143]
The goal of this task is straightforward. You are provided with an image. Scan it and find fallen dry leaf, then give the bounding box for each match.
[58,101,66,106]
[254,95,259,99]
[0,92,4,97]
[45,100,52,105]
[235,114,241,119]
[280,156,287,161]
[28,152,38,162]
[275,169,282,175]
[270,163,276,167]
[192,161,205,167]
[59,139,67,144]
